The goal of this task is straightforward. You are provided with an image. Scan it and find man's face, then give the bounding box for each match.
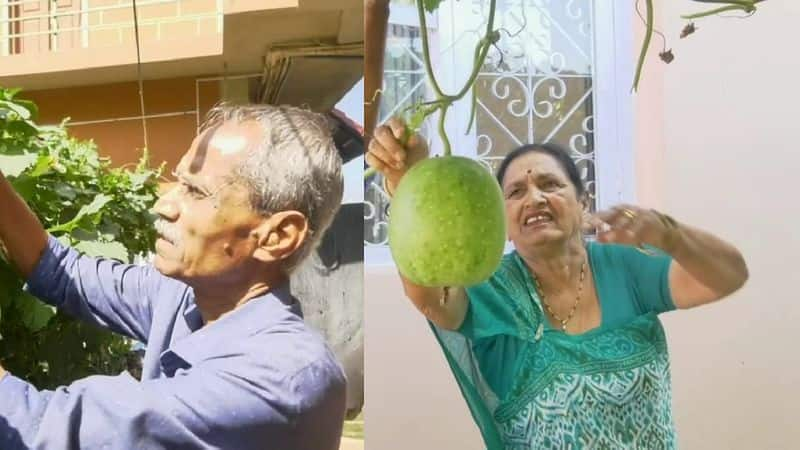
[151,120,267,282]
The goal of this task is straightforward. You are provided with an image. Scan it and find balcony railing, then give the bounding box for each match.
[0,0,223,56]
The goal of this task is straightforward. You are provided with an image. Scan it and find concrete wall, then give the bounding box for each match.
[24,76,223,172]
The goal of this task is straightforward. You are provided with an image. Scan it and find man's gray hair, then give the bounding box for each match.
[202,103,343,273]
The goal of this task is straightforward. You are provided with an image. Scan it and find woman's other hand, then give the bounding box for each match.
[590,204,748,308]
[366,117,429,195]
[590,205,679,252]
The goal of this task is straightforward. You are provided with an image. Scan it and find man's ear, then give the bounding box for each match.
[251,211,309,264]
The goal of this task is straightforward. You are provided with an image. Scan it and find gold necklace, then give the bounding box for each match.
[533,260,587,332]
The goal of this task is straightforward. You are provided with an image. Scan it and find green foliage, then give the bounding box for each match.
[423,0,443,13]
[0,87,162,388]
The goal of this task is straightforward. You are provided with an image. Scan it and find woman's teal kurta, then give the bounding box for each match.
[430,242,678,449]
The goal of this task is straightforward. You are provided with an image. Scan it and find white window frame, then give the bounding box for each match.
[366,0,635,266]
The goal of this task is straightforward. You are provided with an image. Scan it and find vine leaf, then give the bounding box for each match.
[16,291,57,333]
[0,86,162,388]
[423,0,444,13]
[74,240,129,262]
[48,193,113,233]
[0,153,38,178]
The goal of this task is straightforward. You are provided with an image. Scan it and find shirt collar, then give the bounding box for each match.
[160,285,302,376]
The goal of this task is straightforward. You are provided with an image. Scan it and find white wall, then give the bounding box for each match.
[365,265,483,449]
[648,1,800,448]
[366,2,800,449]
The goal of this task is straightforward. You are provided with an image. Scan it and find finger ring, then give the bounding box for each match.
[622,208,637,220]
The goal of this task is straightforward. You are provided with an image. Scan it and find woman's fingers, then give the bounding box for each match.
[366,150,389,173]
[594,204,667,248]
[373,124,407,163]
[582,211,604,234]
[595,205,643,231]
[386,117,407,140]
[626,213,650,239]
[368,137,404,171]
[367,117,429,195]
[597,227,637,245]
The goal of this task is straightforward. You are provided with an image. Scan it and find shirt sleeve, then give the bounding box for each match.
[24,235,167,343]
[616,244,676,315]
[0,358,346,450]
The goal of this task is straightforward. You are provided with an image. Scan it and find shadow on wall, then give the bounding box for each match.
[290,203,364,419]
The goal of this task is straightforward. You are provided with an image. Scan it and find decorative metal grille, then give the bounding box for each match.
[365,0,598,252]
[364,21,429,246]
[471,0,596,207]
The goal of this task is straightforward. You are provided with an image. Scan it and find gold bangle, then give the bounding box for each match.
[651,209,680,252]
[651,209,678,229]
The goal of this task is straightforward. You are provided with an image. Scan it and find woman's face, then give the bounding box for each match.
[501,151,585,250]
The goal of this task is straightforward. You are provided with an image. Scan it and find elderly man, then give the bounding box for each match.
[0,104,347,449]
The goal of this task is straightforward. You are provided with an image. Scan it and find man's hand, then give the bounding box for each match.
[0,363,6,381]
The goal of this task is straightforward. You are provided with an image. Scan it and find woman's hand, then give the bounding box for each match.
[590,204,679,252]
[366,118,468,329]
[590,204,748,308]
[366,117,429,195]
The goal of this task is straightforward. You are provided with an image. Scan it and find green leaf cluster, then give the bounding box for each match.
[0,87,162,388]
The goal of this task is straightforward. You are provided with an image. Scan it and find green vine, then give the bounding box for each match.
[683,0,765,19]
[0,88,162,387]
[365,0,768,178]
[363,0,498,180]
[414,0,498,157]
[633,0,655,92]
[633,0,767,91]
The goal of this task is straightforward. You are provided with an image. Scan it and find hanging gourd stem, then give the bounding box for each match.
[362,0,498,180]
[633,0,766,91]
[632,0,654,92]
[414,0,498,157]
[682,0,764,19]
[367,0,767,175]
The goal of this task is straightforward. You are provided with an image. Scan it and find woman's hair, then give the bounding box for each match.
[495,143,586,198]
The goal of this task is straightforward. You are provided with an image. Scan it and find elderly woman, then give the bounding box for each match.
[367,118,748,449]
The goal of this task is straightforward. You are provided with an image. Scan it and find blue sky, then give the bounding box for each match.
[335,78,364,204]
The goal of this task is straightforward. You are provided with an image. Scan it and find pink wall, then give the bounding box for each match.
[645,1,800,448]
[633,0,666,209]
[365,266,482,449]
